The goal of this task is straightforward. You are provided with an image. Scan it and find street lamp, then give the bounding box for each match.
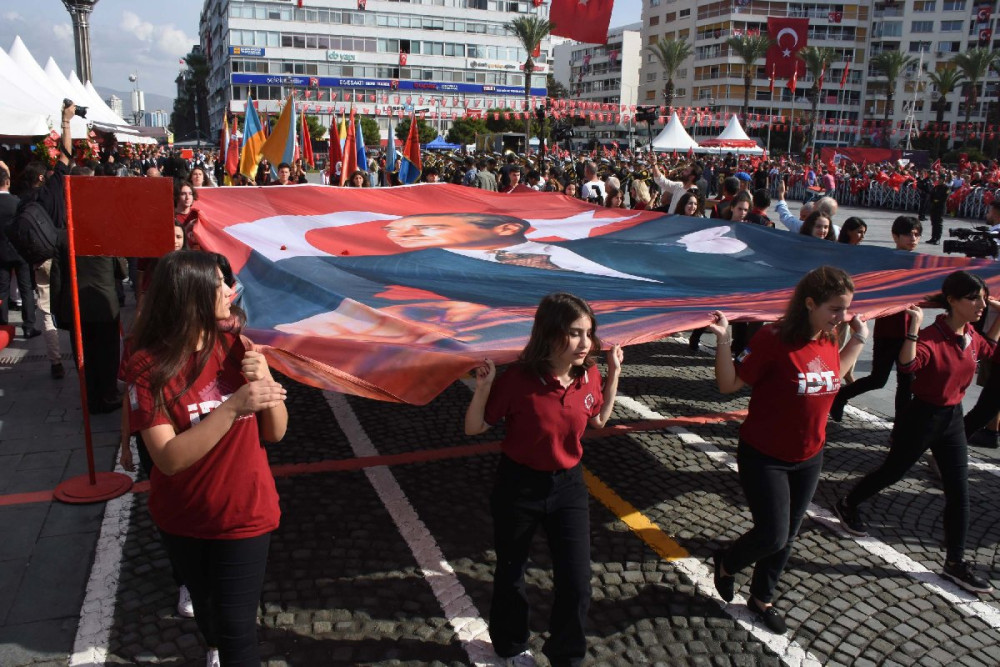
[128,72,144,126]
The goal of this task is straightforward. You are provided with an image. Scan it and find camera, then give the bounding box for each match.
[943,226,999,259]
[63,98,88,118]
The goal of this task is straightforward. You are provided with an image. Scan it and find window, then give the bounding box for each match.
[913,0,936,11]
[911,21,933,32]
[649,15,659,25]
[909,41,932,52]
[650,0,661,6]
[665,12,675,21]
[937,40,960,53]
[679,8,690,17]
[943,0,965,9]
[646,89,656,100]
[940,20,963,31]
[675,88,686,97]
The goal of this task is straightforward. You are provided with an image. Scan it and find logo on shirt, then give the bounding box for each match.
[584,393,595,410]
[796,356,839,395]
[736,347,751,363]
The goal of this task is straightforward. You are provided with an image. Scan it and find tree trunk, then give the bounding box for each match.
[883,90,893,147]
[743,71,751,123]
[524,57,533,154]
[664,79,674,111]
[811,88,820,162]
[964,83,977,146]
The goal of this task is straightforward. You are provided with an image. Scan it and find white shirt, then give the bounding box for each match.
[653,172,693,215]
[580,179,604,202]
[447,241,658,282]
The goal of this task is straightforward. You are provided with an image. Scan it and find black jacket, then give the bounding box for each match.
[0,192,23,265]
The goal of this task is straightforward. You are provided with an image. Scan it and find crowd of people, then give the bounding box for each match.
[2,105,1000,666]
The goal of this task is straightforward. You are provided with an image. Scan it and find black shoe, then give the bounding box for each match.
[747,598,786,634]
[88,398,122,415]
[50,363,65,379]
[942,560,994,594]
[927,238,940,245]
[829,395,846,422]
[11,299,21,309]
[834,497,868,537]
[713,551,735,602]
[968,428,1000,449]
[22,328,41,339]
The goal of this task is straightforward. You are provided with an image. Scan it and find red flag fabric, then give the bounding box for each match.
[399,51,408,66]
[788,68,798,95]
[328,116,344,184]
[226,117,239,178]
[769,62,776,95]
[550,0,614,44]
[300,111,315,168]
[817,63,826,90]
[840,59,850,89]
[766,17,808,79]
[340,108,358,186]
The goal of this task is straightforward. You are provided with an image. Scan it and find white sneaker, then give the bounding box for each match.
[503,650,536,666]
[206,648,220,667]
[177,585,195,618]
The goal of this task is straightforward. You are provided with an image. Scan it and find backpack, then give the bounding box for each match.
[4,201,64,266]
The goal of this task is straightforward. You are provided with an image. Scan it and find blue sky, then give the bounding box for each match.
[1,0,641,101]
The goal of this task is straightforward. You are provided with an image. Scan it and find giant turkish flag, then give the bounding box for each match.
[766,17,808,79]
[551,0,614,44]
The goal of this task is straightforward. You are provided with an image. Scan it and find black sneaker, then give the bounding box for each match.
[713,550,734,602]
[829,395,846,423]
[926,238,940,245]
[834,497,868,536]
[50,363,65,380]
[942,560,994,594]
[968,429,1000,449]
[747,598,786,634]
[22,328,41,339]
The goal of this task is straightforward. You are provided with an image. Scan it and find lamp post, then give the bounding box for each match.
[128,72,144,126]
[62,0,99,83]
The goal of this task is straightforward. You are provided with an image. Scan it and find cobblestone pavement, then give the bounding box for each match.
[97,336,1000,667]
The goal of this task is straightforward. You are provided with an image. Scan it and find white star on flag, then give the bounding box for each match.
[578,0,589,5]
[524,210,639,240]
[783,49,791,57]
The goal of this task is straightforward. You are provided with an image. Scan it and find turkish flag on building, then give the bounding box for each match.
[550,0,614,45]
[766,17,808,79]
[788,67,798,95]
[399,51,408,66]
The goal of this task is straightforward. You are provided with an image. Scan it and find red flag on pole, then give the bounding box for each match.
[787,68,798,95]
[226,117,239,178]
[300,111,314,168]
[817,63,826,90]
[340,107,358,186]
[399,51,408,66]
[840,59,850,89]
[328,115,344,184]
[769,62,776,96]
[550,0,614,44]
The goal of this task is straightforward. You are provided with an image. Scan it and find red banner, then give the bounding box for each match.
[550,0,613,44]
[766,17,808,79]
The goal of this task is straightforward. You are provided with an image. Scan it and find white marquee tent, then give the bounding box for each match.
[697,115,764,155]
[0,36,155,143]
[649,112,700,153]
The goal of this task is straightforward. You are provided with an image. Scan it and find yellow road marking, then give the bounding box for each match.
[583,467,689,561]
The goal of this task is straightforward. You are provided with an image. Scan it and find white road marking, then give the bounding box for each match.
[70,439,139,667]
[324,392,497,666]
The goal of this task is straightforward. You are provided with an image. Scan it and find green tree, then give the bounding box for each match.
[870,50,916,147]
[394,116,437,144]
[726,33,772,123]
[951,47,997,145]
[926,65,966,156]
[447,117,489,145]
[170,48,210,142]
[359,115,381,146]
[647,38,694,110]
[505,15,553,150]
[797,46,836,158]
[546,73,569,100]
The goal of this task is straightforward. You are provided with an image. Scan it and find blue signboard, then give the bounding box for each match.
[230,46,266,57]
[230,73,546,97]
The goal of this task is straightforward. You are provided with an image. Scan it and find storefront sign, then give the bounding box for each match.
[230,46,266,57]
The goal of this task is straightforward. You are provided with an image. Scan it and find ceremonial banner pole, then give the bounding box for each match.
[787,97,795,156]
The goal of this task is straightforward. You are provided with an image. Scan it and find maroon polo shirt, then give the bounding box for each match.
[902,314,996,406]
[485,363,604,471]
[735,325,841,462]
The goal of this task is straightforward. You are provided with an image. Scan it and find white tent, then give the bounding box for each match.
[649,112,700,153]
[697,115,764,155]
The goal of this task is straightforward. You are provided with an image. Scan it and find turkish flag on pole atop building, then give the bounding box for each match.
[840,58,850,89]
[766,17,808,79]
[550,0,614,45]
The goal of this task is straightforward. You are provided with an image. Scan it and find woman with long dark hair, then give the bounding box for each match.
[124,251,288,666]
[835,270,1000,594]
[465,293,623,667]
[799,210,836,241]
[707,266,868,633]
[837,216,867,245]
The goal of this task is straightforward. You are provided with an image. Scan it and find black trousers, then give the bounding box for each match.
[846,399,970,563]
[721,442,822,604]
[0,261,36,329]
[835,337,913,419]
[70,318,120,409]
[965,360,1000,437]
[489,456,590,667]
[929,213,944,242]
[160,531,271,666]
[136,434,184,588]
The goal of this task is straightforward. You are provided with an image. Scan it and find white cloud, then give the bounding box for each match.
[52,24,73,41]
[120,10,154,41]
[157,26,192,58]
[2,11,23,22]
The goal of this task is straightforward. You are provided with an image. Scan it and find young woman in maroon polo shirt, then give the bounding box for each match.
[836,270,1000,594]
[707,266,868,634]
[465,293,623,667]
[125,251,288,666]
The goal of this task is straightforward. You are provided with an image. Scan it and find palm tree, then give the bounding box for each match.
[951,47,996,146]
[726,33,772,123]
[646,38,694,110]
[797,46,836,158]
[505,16,553,152]
[926,65,965,155]
[870,50,916,147]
